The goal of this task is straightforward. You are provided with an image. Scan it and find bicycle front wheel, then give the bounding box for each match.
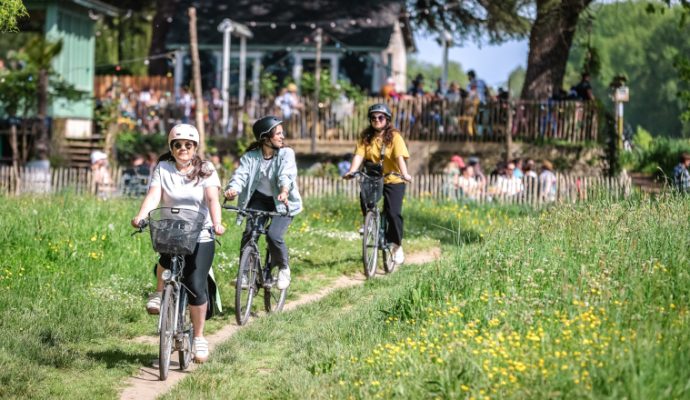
[235,246,258,325]
[362,211,379,278]
[177,289,193,370]
[158,284,175,381]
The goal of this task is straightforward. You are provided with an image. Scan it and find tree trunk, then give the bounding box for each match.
[188,7,206,157]
[36,68,49,150]
[520,0,593,100]
[9,122,19,169]
[147,0,177,75]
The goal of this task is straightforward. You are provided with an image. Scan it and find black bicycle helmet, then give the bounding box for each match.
[367,103,392,119]
[252,116,283,141]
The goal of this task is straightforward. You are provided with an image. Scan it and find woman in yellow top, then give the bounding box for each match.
[344,103,412,264]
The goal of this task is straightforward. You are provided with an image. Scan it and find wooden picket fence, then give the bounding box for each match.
[0,166,631,207]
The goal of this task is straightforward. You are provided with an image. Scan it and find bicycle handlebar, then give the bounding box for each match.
[131,218,149,236]
[222,204,289,218]
[345,171,410,182]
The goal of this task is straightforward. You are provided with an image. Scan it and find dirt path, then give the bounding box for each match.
[119,247,440,400]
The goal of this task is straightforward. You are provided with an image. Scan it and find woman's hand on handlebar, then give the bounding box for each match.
[343,171,356,180]
[131,216,145,229]
[224,188,238,200]
[214,223,225,236]
[277,190,289,205]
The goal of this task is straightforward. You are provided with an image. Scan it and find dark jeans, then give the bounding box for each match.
[241,191,293,269]
[360,183,405,246]
[159,241,215,306]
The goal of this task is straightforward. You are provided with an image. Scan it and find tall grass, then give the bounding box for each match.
[163,195,690,400]
[0,194,452,399]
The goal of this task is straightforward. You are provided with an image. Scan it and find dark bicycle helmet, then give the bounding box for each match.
[252,116,283,141]
[367,103,392,119]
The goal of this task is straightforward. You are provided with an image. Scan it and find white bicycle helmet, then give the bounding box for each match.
[168,124,200,149]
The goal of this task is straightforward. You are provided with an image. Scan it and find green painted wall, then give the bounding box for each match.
[45,4,95,119]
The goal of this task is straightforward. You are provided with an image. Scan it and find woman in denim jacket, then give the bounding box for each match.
[224,116,302,290]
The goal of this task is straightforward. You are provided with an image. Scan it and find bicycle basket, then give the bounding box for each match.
[148,207,206,255]
[360,175,384,207]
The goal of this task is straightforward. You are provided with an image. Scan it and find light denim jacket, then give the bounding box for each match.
[225,147,303,223]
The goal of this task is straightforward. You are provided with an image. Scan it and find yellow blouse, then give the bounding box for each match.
[354,131,410,184]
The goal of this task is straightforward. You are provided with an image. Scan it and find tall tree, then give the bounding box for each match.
[412,0,594,100]
[520,0,594,99]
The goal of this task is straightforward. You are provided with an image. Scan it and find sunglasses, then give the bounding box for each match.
[173,141,195,150]
[370,115,387,122]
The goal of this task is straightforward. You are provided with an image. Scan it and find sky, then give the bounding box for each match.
[412,33,529,88]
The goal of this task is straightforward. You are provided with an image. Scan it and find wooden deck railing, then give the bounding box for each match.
[236,97,599,144]
[0,166,629,207]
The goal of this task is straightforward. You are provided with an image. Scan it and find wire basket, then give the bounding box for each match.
[148,207,206,255]
[360,175,384,208]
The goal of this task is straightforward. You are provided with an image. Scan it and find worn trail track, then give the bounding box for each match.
[119,247,440,400]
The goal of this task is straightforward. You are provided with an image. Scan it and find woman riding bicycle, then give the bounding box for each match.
[344,103,412,265]
[130,123,224,364]
[224,116,302,291]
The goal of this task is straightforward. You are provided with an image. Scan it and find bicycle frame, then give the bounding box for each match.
[353,171,402,277]
[223,204,288,325]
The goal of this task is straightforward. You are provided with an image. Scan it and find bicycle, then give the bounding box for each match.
[222,204,289,326]
[351,171,406,278]
[133,207,206,381]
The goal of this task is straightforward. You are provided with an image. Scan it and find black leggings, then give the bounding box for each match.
[159,241,215,306]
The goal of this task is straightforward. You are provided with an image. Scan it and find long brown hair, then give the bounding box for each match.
[360,123,396,147]
[158,151,212,185]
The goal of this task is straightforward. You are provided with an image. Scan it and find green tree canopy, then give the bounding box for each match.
[0,0,28,32]
[567,1,690,137]
[406,56,467,93]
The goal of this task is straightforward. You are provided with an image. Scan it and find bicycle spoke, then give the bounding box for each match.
[264,266,287,313]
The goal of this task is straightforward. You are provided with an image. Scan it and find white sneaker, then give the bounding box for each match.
[392,245,405,265]
[277,267,291,290]
[358,225,364,235]
[146,291,161,315]
[193,337,209,363]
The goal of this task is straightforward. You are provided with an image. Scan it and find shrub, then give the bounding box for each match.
[114,131,167,165]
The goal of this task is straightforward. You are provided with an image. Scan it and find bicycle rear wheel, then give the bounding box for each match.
[264,263,287,313]
[235,246,258,325]
[382,246,396,274]
[158,284,175,381]
[177,290,193,370]
[362,211,379,278]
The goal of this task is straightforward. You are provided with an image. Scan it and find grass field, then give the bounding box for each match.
[0,195,469,399]
[160,195,690,400]
[2,193,687,399]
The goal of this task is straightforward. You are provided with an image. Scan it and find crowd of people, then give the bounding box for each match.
[442,155,558,202]
[96,85,229,137]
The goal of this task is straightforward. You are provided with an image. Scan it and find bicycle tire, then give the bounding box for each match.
[235,246,258,325]
[158,284,175,381]
[264,254,287,313]
[362,211,379,278]
[177,290,193,370]
[382,246,396,274]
